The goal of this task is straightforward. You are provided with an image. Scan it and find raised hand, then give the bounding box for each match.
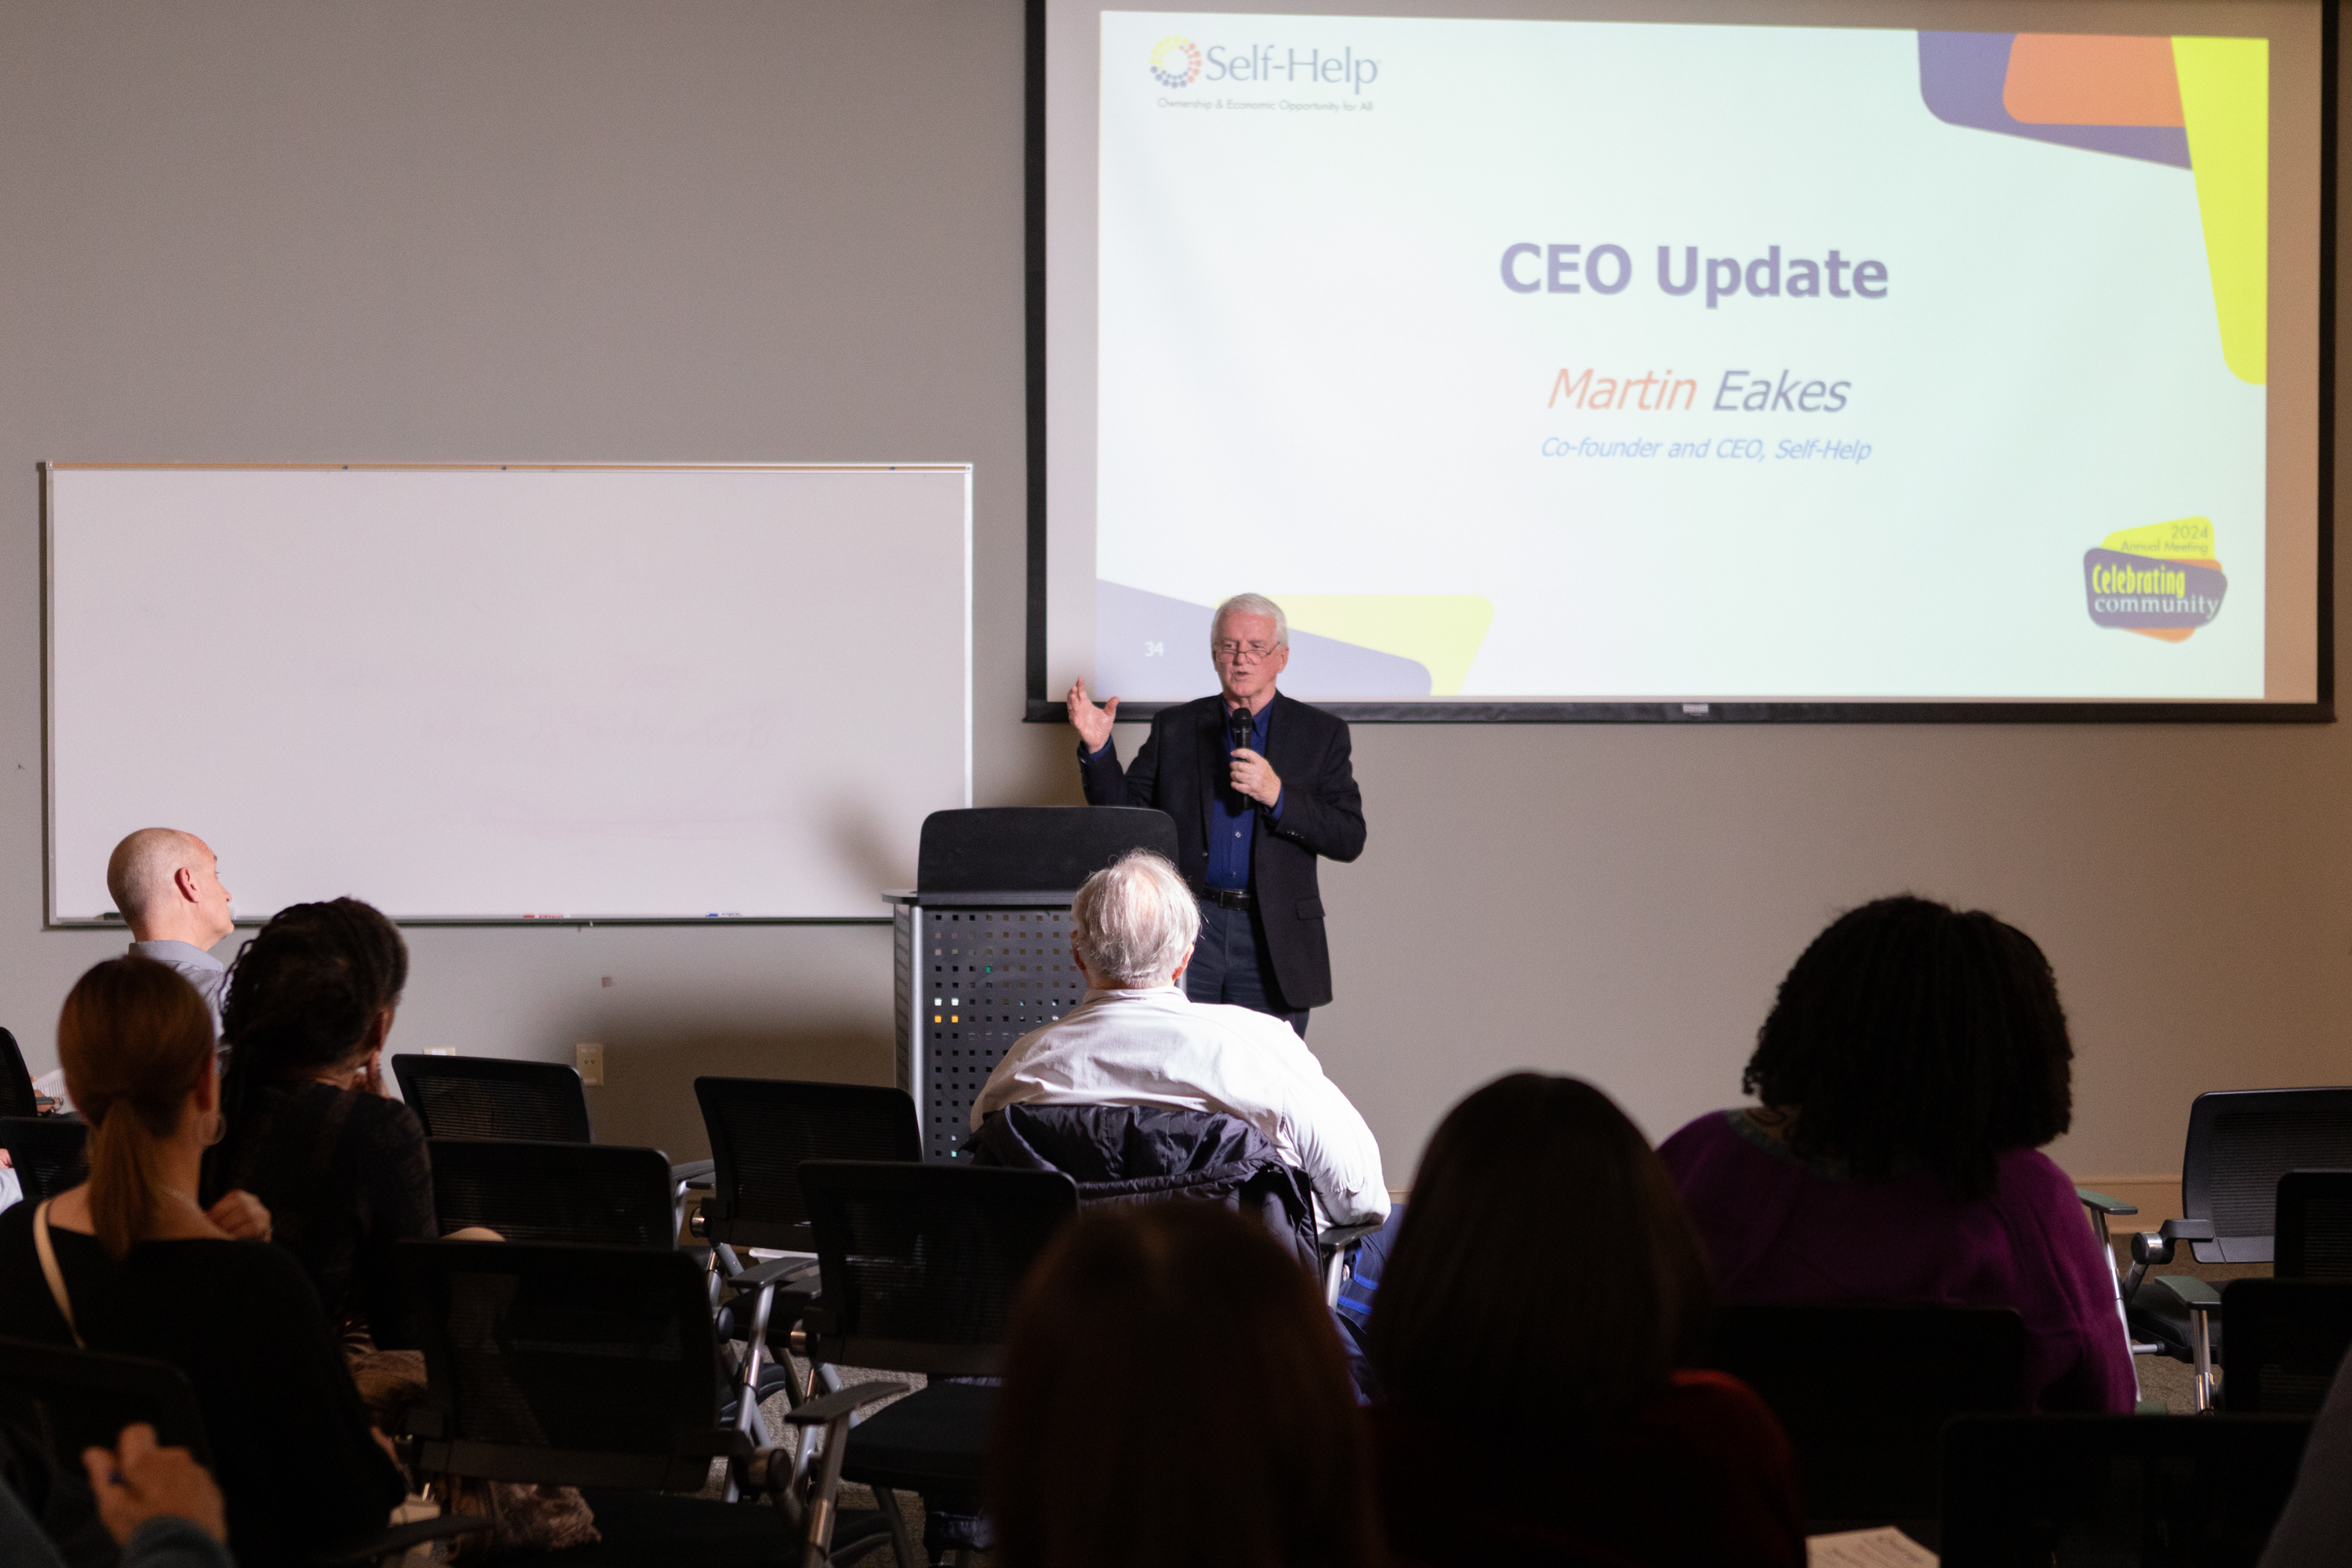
[1068,678,1120,754]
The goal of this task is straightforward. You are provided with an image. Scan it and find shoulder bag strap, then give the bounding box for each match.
[31,1199,85,1349]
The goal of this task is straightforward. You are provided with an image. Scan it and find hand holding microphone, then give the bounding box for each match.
[1228,708,1283,808]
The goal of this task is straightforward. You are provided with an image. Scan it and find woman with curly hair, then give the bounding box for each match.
[200,898,435,1349]
[1660,894,2133,1413]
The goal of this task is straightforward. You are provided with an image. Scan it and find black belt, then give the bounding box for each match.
[1193,884,1254,911]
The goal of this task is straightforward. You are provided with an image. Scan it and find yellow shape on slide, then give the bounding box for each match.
[2102,517,2215,561]
[1272,595,1495,695]
[2173,36,2267,385]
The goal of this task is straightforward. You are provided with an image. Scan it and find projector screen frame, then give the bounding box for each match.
[41,459,973,929]
[1022,0,2339,726]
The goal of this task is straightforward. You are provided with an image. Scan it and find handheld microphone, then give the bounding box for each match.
[1229,708,1254,756]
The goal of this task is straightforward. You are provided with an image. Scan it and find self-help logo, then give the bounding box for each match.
[1148,38,1380,94]
[1149,36,1203,88]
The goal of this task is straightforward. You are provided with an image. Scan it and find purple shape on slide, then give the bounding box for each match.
[2082,549,2227,630]
[1918,32,2190,169]
[1094,580,1432,702]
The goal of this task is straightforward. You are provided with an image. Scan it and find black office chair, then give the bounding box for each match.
[427,1138,678,1248]
[2276,1168,2352,1280]
[692,1077,922,1433]
[2124,1089,2352,1406]
[1940,1413,2312,1567]
[799,1160,1079,1568]
[0,1029,38,1119]
[395,1240,905,1566]
[0,1118,89,1202]
[0,1335,485,1566]
[967,1102,1382,1305]
[2217,1279,2352,1414]
[391,1051,715,1192]
[1701,1305,2027,1541]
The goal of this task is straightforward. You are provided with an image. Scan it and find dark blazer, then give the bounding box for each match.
[1077,691,1366,1009]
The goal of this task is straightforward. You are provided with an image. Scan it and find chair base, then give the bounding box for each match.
[525,1489,888,1566]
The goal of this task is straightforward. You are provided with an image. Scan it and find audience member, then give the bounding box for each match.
[201,898,434,1349]
[990,1201,1388,1568]
[0,957,405,1566]
[31,829,235,1110]
[2256,1341,2352,1566]
[1367,1073,1803,1568]
[1660,894,2135,1413]
[0,1422,232,1568]
[971,850,1387,1225]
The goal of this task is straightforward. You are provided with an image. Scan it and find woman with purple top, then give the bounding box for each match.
[1658,895,2136,1414]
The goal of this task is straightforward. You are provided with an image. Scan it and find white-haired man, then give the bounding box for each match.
[1068,592,1366,1036]
[971,849,1387,1225]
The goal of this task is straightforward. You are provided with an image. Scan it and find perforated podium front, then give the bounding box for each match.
[884,806,1178,1163]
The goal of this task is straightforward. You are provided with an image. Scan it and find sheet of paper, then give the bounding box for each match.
[1806,1526,1940,1567]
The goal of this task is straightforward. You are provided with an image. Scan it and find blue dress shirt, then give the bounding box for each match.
[1079,699,1286,893]
[1205,701,1283,891]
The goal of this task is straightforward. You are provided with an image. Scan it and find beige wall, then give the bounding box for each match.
[0,2,2343,1190]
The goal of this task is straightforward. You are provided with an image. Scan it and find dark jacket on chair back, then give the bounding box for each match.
[970,1103,1318,1272]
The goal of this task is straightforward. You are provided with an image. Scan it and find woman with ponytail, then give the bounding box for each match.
[0,957,406,1566]
[200,898,435,1351]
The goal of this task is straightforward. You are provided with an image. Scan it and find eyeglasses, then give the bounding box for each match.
[1211,640,1281,662]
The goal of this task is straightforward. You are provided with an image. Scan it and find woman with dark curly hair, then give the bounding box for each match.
[1659,894,2133,1413]
[199,898,435,1350]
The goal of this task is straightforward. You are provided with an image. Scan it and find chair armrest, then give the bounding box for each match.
[782,1381,911,1426]
[730,1255,819,1292]
[1316,1219,1385,1253]
[671,1158,716,1189]
[2076,1187,2138,1216]
[2152,1275,2223,1312]
[310,1513,492,1566]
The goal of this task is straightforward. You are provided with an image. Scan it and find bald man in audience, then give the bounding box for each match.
[31,830,236,1112]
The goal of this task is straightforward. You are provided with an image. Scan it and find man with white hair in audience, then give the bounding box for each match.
[971,849,1388,1226]
[32,829,236,1109]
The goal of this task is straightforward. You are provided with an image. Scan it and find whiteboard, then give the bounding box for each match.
[45,464,971,923]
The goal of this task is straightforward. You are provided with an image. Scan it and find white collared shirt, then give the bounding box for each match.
[971,985,1388,1225]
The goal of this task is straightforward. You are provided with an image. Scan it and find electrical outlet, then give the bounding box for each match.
[575,1043,604,1086]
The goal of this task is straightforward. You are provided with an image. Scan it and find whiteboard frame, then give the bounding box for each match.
[41,460,974,928]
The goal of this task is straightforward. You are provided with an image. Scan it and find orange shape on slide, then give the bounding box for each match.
[2003,34,2183,126]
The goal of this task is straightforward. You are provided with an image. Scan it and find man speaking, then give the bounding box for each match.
[1067,593,1366,1035]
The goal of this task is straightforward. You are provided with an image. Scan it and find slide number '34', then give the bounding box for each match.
[1145,641,1165,657]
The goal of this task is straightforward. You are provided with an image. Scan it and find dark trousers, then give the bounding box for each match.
[1187,900,1308,1036]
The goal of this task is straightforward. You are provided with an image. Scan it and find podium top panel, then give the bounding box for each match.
[916,807,1177,893]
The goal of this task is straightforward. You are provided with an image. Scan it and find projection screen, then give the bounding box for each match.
[1031,1,2333,720]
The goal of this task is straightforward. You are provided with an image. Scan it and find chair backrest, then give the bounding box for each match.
[1701,1305,2026,1534]
[693,1077,920,1251]
[1940,1414,2311,1567]
[798,1160,1077,1376]
[2183,1089,2352,1263]
[0,1119,89,1203]
[2275,1168,2352,1279]
[970,1103,1319,1272]
[0,1029,37,1120]
[428,1139,677,1248]
[915,806,1178,891]
[0,1334,211,1468]
[391,1054,593,1143]
[395,1240,722,1492]
[2220,1279,2352,1414]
